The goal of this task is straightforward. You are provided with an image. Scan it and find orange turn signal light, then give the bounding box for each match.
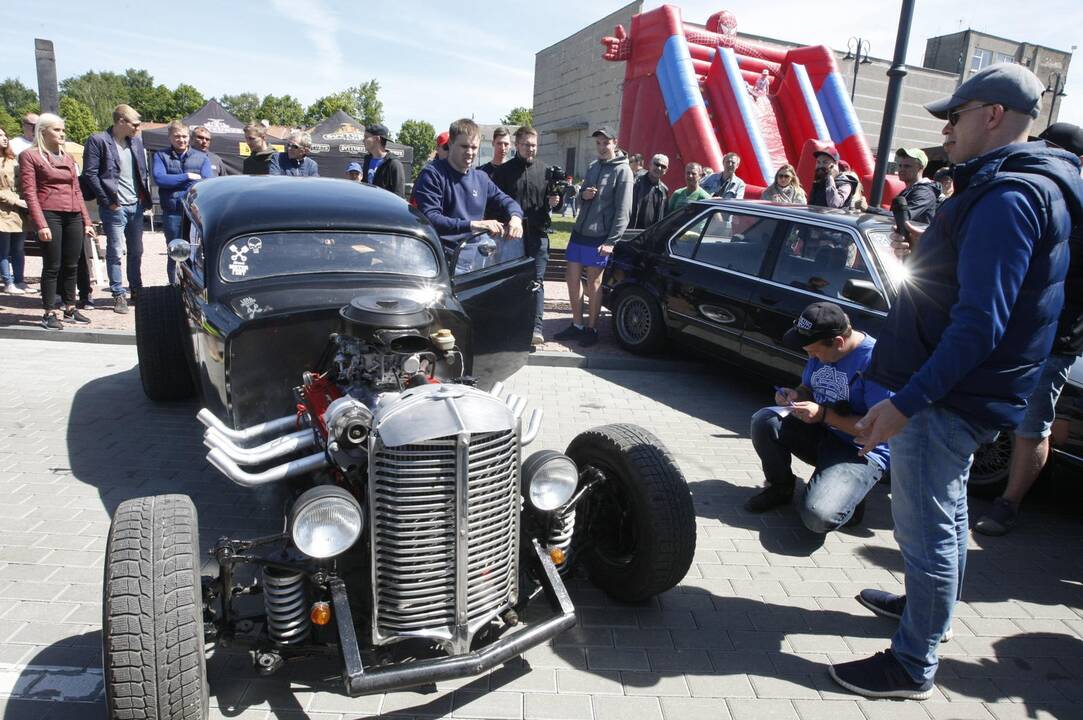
[310,601,332,626]
[548,547,566,566]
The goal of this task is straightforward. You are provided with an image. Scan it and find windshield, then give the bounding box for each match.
[864,228,911,288]
[219,231,439,283]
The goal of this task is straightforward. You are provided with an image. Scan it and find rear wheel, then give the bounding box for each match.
[104,494,208,720]
[136,285,196,401]
[969,434,1012,498]
[566,424,696,602]
[612,286,666,354]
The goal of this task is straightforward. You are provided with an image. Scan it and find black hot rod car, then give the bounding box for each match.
[104,176,697,716]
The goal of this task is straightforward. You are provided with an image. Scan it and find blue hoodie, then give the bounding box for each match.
[412,158,523,251]
[867,142,1083,430]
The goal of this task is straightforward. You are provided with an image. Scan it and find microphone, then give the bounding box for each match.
[891,195,910,238]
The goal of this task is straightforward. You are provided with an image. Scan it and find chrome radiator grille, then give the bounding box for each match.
[370,429,519,647]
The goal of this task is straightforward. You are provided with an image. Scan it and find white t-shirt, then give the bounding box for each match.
[10,137,33,156]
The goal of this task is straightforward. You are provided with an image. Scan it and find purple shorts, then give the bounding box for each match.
[566,233,609,268]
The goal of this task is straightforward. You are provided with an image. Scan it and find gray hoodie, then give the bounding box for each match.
[572,153,634,245]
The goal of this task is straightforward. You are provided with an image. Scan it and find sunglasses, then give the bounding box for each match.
[653,162,667,169]
[778,174,793,179]
[287,143,303,150]
[947,103,997,126]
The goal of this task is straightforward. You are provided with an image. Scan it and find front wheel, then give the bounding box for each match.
[567,424,696,602]
[612,286,666,354]
[969,434,1012,498]
[136,285,196,402]
[104,494,209,720]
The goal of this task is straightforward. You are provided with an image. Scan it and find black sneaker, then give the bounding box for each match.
[579,327,599,347]
[41,312,63,330]
[744,484,793,513]
[856,589,954,642]
[76,297,95,309]
[843,498,866,528]
[974,497,1019,536]
[113,294,129,314]
[553,324,583,341]
[63,307,91,324]
[829,649,934,700]
[129,288,139,305]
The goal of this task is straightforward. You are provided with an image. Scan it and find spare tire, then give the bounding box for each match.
[135,285,196,401]
[566,423,696,602]
[103,494,208,720]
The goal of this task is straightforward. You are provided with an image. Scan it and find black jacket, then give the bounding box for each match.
[897,179,939,224]
[81,128,151,207]
[243,148,275,176]
[629,174,669,229]
[491,155,551,252]
[364,153,405,198]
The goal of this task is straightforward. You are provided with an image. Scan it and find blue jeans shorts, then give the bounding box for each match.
[1016,353,1075,439]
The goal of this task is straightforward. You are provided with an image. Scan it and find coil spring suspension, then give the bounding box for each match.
[262,566,310,645]
[547,507,575,572]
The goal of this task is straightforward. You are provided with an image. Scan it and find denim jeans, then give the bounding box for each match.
[0,231,26,285]
[101,203,143,296]
[162,212,183,285]
[889,405,997,683]
[750,408,883,532]
[531,234,549,334]
[1015,353,1075,439]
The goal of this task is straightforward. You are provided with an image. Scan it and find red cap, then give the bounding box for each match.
[436,131,450,147]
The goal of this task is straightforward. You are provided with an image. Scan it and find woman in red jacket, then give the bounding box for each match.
[18,113,95,330]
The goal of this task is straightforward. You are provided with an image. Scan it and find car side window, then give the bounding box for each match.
[452,233,526,276]
[669,216,708,258]
[772,223,874,300]
[691,211,777,275]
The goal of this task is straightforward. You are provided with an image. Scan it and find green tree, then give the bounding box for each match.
[222,92,260,123]
[130,84,174,122]
[171,83,205,119]
[304,91,353,126]
[123,68,154,92]
[60,70,129,128]
[351,80,383,127]
[258,94,305,127]
[396,119,436,180]
[500,106,532,127]
[58,96,97,144]
[0,78,38,116]
[0,108,19,139]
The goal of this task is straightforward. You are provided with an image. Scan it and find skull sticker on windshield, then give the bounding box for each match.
[227,237,262,277]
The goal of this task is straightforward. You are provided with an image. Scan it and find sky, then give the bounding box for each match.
[3,0,1080,139]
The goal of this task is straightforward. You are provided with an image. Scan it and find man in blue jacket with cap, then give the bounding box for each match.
[829,63,1083,699]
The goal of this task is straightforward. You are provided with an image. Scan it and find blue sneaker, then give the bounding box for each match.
[857,589,953,642]
[829,649,934,700]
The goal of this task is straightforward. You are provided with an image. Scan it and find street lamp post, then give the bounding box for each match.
[1044,71,1067,129]
[869,0,916,208]
[844,38,873,102]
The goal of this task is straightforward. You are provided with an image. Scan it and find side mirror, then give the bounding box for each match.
[168,239,192,262]
[476,236,497,257]
[842,278,888,310]
[451,233,498,276]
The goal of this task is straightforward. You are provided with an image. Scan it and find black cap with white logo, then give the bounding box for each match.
[782,301,851,351]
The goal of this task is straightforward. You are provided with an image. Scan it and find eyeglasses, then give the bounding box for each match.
[947,103,997,126]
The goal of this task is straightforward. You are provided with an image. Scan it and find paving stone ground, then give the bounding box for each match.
[1,339,1082,719]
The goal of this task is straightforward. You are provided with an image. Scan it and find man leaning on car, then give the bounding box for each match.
[745,302,892,534]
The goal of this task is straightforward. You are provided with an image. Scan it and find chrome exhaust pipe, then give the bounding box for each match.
[207,449,329,487]
[197,409,304,446]
[204,428,317,466]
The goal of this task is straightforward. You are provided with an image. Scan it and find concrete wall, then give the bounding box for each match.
[533,1,642,178]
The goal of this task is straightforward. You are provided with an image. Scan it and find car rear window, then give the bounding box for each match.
[219,231,439,282]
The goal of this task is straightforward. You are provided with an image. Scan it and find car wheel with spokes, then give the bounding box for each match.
[612,286,666,354]
[969,433,1012,498]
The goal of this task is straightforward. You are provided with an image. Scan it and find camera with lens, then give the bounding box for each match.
[546,165,569,213]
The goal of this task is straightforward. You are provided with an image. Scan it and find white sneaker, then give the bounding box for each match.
[5,283,25,294]
[531,331,545,346]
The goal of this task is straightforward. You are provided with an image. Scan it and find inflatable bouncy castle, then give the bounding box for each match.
[601,6,902,204]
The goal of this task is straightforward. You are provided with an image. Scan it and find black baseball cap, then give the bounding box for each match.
[591,126,616,139]
[365,123,390,139]
[1039,122,1083,157]
[782,302,851,351]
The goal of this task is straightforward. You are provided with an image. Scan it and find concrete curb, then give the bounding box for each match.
[0,327,700,373]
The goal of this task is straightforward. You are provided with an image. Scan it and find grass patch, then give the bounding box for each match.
[548,216,574,250]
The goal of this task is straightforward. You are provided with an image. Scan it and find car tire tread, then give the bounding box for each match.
[136,285,196,402]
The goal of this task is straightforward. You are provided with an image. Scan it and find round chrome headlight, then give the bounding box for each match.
[523,451,579,511]
[290,486,364,559]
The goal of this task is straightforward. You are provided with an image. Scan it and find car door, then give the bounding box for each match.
[660,207,785,359]
[742,220,887,377]
[450,234,535,387]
